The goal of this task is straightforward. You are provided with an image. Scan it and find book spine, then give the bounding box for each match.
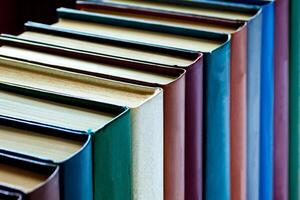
[230,24,247,200]
[28,167,60,200]
[289,0,300,199]
[61,139,93,200]
[204,42,230,200]
[246,12,263,200]
[163,73,186,200]
[93,110,132,200]
[259,3,274,200]
[274,0,289,199]
[185,57,203,200]
[131,92,164,200]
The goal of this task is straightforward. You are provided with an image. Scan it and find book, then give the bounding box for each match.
[5,24,204,199]
[19,8,231,200]
[0,82,132,200]
[0,150,59,200]
[0,57,163,200]
[273,0,289,199]
[290,0,300,199]
[75,2,250,199]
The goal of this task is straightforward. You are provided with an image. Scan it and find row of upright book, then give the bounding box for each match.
[0,0,298,200]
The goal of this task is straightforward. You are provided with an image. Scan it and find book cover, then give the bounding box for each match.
[0,57,164,200]
[0,149,59,200]
[51,7,230,200]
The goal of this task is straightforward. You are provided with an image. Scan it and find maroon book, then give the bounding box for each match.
[274,0,289,199]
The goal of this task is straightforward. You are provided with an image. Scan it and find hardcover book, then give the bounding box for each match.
[0,149,59,200]
[290,0,300,199]
[0,57,163,200]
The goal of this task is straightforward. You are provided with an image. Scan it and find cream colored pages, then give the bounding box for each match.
[0,126,83,163]
[0,163,47,193]
[0,46,177,85]
[82,8,237,33]
[0,90,115,131]
[17,31,194,67]
[53,19,222,52]
[0,58,157,108]
[0,57,163,200]
[106,0,254,20]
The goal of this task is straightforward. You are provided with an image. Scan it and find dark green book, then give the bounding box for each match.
[289,0,300,199]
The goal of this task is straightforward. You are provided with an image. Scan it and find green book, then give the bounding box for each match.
[289,0,300,199]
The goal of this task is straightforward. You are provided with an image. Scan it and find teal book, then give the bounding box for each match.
[289,0,300,199]
[0,83,131,200]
